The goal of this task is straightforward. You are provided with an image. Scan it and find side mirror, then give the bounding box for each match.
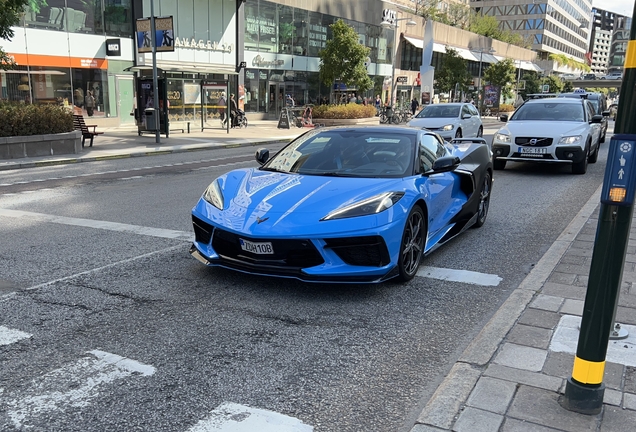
[499,114,508,122]
[428,156,461,174]
[462,114,472,119]
[602,110,611,117]
[255,148,270,165]
[591,115,603,124]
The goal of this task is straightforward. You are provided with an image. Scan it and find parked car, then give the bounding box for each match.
[190,126,493,283]
[492,98,603,174]
[601,71,623,80]
[406,103,483,140]
[579,73,597,80]
[558,90,610,142]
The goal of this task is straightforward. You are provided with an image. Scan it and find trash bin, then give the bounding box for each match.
[385,105,393,123]
[145,108,156,130]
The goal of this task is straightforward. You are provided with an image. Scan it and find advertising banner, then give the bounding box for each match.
[136,16,175,53]
[484,85,501,109]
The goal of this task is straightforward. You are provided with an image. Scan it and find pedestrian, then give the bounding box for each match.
[229,93,238,128]
[410,97,420,115]
[85,90,95,117]
[349,93,357,104]
[286,94,295,108]
[218,91,227,127]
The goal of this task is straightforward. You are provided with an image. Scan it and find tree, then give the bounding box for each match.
[318,19,372,97]
[483,58,516,99]
[468,13,530,48]
[519,71,541,99]
[542,75,564,94]
[435,47,471,99]
[1,0,29,70]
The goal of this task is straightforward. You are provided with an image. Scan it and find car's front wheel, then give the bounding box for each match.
[397,206,426,282]
[473,172,492,228]
[572,144,589,174]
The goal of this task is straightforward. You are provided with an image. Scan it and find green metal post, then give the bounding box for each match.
[561,2,636,414]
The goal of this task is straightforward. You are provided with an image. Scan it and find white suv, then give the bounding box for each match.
[492,98,603,174]
[602,71,623,80]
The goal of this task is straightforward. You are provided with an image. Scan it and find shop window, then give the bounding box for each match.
[23,0,69,32]
[258,2,278,53]
[244,69,260,113]
[245,3,260,51]
[104,0,132,37]
[307,11,328,58]
[293,9,308,57]
[72,68,108,117]
[277,5,294,55]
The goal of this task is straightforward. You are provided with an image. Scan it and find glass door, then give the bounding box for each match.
[268,82,284,119]
[115,76,135,125]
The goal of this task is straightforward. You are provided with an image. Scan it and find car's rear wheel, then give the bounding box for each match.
[572,144,589,174]
[493,158,506,170]
[455,129,462,138]
[473,172,492,228]
[588,142,599,163]
[397,206,426,282]
[477,126,483,137]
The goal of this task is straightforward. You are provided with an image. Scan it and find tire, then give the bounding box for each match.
[588,142,599,163]
[241,118,248,128]
[477,126,483,137]
[572,144,589,174]
[455,129,462,138]
[379,113,388,124]
[600,131,606,144]
[493,158,506,170]
[397,206,426,282]
[473,171,492,228]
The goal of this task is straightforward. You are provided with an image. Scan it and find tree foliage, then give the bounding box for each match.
[435,47,471,95]
[483,58,516,99]
[318,19,373,94]
[542,75,564,94]
[1,0,29,70]
[548,53,591,72]
[518,71,541,99]
[468,14,529,48]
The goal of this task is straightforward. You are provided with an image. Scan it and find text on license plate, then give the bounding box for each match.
[240,239,274,254]
[519,147,548,154]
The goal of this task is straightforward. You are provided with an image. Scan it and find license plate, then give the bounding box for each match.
[240,238,274,255]
[519,147,548,154]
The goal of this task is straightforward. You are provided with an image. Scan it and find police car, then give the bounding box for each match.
[492,96,603,174]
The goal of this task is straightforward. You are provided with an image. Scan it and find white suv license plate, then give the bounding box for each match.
[519,147,548,154]
[240,238,274,255]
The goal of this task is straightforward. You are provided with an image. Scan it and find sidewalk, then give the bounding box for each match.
[0,118,505,171]
[412,184,636,431]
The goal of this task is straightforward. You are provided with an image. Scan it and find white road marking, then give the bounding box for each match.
[0,326,32,346]
[188,402,313,432]
[550,315,636,367]
[3,350,155,429]
[24,245,183,291]
[417,266,502,286]
[0,208,192,241]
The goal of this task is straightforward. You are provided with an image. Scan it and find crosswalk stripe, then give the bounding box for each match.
[3,350,155,429]
[0,326,32,346]
[417,266,502,286]
[188,402,313,432]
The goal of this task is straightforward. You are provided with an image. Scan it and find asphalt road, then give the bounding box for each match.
[0,129,610,431]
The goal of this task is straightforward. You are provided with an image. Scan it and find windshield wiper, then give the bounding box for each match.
[260,167,288,173]
[318,172,357,177]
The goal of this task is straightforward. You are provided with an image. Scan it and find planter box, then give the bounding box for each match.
[313,117,379,127]
[0,131,82,160]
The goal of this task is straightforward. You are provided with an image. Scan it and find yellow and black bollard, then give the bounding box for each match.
[561,1,636,415]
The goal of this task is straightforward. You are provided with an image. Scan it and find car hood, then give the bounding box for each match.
[497,121,589,138]
[195,168,408,235]
[407,117,458,129]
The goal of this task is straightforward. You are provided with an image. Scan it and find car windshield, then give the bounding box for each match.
[415,105,460,118]
[511,102,585,122]
[261,130,415,178]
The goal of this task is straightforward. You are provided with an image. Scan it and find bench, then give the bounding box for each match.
[73,114,103,148]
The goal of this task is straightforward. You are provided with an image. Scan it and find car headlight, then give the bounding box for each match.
[494,133,511,143]
[321,192,405,221]
[442,124,454,131]
[203,180,224,210]
[559,135,582,145]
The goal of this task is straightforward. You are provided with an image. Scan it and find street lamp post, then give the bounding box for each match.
[381,13,416,107]
[470,47,496,115]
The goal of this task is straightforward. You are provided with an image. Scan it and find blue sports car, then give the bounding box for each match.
[190,126,493,283]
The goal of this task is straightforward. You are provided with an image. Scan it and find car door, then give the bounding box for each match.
[415,133,459,245]
[585,101,601,148]
[468,104,481,134]
[460,104,474,137]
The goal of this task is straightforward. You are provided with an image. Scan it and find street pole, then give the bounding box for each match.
[561,0,636,415]
[390,23,397,108]
[477,52,483,115]
[150,0,160,144]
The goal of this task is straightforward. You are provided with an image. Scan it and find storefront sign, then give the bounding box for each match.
[259,71,268,80]
[246,70,256,80]
[174,37,233,53]
[252,55,284,68]
[246,16,276,37]
[106,38,121,56]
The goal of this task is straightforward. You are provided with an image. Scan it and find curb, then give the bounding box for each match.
[412,183,603,431]
[0,138,295,171]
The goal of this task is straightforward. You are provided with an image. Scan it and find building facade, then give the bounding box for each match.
[588,7,620,76]
[608,14,632,74]
[470,0,592,66]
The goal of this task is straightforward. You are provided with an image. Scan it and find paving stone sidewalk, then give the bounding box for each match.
[412,186,636,431]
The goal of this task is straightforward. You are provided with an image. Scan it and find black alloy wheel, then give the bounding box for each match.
[473,172,492,228]
[398,206,426,282]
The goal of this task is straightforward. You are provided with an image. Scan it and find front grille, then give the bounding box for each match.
[212,228,324,269]
[515,137,554,147]
[192,215,213,245]
[324,236,391,267]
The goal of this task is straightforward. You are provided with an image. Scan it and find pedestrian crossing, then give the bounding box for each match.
[0,324,313,431]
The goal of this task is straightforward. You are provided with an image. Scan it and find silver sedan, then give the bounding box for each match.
[407,103,483,140]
